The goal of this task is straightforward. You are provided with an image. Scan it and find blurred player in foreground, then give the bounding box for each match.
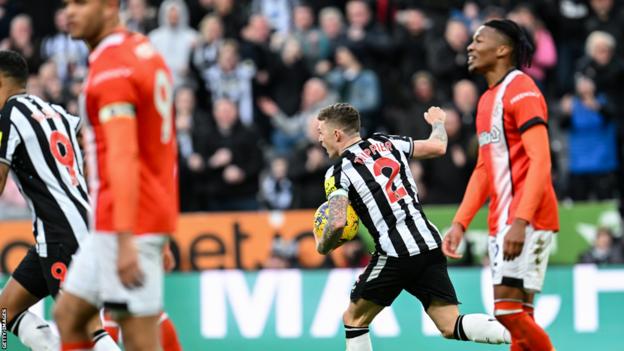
[443,19,559,351]
[0,50,119,350]
[316,103,510,351]
[55,0,180,350]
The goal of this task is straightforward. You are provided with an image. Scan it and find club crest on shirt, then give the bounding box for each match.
[478,126,501,146]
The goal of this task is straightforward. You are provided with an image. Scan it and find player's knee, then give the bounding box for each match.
[342,308,370,328]
[342,309,355,326]
[342,309,365,327]
[439,324,455,339]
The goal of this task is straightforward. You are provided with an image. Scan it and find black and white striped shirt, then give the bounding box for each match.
[324,133,441,257]
[0,94,90,257]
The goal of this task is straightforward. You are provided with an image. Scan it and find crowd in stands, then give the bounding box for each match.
[0,0,623,220]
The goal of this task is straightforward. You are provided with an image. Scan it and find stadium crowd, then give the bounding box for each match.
[0,0,622,219]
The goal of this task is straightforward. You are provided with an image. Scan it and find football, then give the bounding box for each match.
[313,201,360,247]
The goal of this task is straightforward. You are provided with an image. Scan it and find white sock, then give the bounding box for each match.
[455,313,511,344]
[345,325,372,351]
[10,310,59,351]
[93,329,122,350]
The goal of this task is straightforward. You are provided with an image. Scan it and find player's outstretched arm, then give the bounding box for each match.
[317,194,348,255]
[0,163,9,194]
[412,106,447,159]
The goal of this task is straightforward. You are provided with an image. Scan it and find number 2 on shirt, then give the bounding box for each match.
[373,157,407,203]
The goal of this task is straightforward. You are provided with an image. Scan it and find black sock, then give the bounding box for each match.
[92,329,109,343]
[344,324,369,339]
[6,311,27,336]
[453,314,469,341]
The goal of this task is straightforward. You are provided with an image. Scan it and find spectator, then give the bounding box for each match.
[213,0,247,40]
[251,0,299,35]
[508,5,557,89]
[204,99,263,211]
[393,7,431,89]
[266,37,310,116]
[559,75,618,201]
[426,18,470,99]
[239,14,273,120]
[288,116,330,209]
[38,61,66,105]
[325,44,381,135]
[422,108,471,204]
[206,40,256,126]
[343,0,393,69]
[292,3,332,71]
[450,1,483,34]
[189,14,224,110]
[385,71,442,140]
[554,0,590,95]
[260,156,293,210]
[40,8,88,85]
[186,0,214,29]
[575,31,624,107]
[149,0,198,87]
[315,6,346,75]
[578,227,624,264]
[575,30,624,209]
[258,77,336,154]
[452,79,478,132]
[123,0,158,34]
[584,0,624,55]
[175,86,211,212]
[0,14,42,73]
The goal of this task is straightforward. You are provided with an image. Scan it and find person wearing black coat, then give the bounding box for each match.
[202,98,264,211]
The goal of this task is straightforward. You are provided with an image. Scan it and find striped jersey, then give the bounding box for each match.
[473,70,558,235]
[323,133,441,257]
[0,94,90,256]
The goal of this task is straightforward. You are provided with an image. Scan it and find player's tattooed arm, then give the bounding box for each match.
[412,106,447,159]
[430,121,448,144]
[317,194,349,255]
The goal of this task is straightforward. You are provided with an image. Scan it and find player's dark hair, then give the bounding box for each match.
[0,50,28,87]
[317,103,361,135]
[484,19,535,68]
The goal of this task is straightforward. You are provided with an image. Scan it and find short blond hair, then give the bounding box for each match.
[585,30,615,56]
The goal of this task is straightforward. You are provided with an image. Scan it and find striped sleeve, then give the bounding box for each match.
[324,161,350,199]
[50,103,83,133]
[0,107,21,165]
[383,134,414,158]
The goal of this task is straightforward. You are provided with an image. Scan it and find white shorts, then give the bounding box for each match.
[488,225,553,292]
[62,232,166,316]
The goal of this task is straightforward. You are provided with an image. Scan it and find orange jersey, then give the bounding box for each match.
[455,70,558,235]
[82,30,178,234]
